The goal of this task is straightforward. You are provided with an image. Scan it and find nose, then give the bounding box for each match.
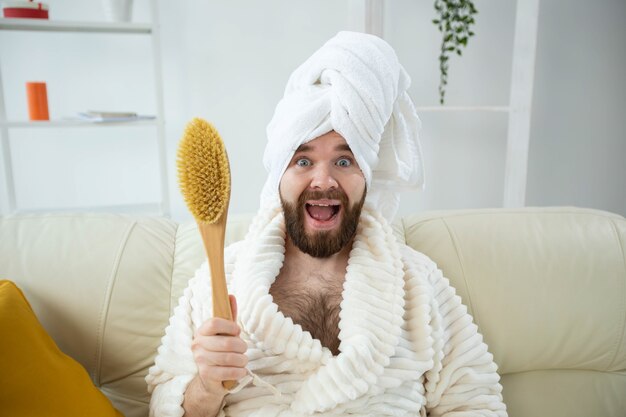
[310,164,338,190]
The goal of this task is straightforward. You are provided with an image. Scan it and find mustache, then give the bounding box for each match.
[298,189,348,205]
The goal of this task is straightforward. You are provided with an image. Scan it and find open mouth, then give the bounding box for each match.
[305,201,341,223]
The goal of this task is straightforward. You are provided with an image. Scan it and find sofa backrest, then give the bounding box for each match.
[0,214,180,417]
[398,207,626,416]
[1,207,625,417]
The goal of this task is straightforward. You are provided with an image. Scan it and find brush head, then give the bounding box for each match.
[177,118,231,224]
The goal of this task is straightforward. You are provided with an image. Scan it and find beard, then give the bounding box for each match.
[280,187,366,258]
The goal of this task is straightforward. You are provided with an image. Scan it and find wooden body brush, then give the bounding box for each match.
[177,118,236,388]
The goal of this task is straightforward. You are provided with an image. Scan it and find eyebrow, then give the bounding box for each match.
[294,143,353,153]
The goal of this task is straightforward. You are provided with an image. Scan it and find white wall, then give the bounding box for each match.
[1,0,624,221]
[525,0,626,215]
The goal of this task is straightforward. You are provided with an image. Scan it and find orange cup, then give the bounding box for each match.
[26,81,49,121]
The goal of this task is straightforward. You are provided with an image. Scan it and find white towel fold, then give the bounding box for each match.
[261,31,425,221]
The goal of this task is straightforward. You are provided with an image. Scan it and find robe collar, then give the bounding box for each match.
[231,202,406,413]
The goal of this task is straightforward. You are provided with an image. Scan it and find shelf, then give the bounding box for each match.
[0,119,159,128]
[0,0,171,216]
[0,18,152,34]
[414,106,510,112]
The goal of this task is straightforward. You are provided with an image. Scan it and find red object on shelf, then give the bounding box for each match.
[3,1,49,19]
[3,8,48,18]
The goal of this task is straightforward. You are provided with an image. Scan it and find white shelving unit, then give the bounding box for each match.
[353,0,540,208]
[0,0,170,216]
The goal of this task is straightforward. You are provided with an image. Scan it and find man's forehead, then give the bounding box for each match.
[295,143,352,153]
[294,134,353,154]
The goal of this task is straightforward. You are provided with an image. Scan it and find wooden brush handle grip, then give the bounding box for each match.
[199,215,232,321]
[198,215,236,390]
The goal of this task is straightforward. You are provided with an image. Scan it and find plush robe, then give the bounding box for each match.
[146,204,507,417]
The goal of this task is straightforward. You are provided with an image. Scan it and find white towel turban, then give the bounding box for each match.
[261,31,425,222]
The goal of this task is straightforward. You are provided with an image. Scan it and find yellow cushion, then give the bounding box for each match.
[0,280,124,417]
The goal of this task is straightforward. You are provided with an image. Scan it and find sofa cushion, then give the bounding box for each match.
[0,280,124,417]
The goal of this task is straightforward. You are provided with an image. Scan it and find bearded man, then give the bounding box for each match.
[146,32,507,417]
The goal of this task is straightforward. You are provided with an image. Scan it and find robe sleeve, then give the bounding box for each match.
[145,242,243,417]
[419,255,508,417]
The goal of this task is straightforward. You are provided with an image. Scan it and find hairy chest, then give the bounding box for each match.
[269,275,344,356]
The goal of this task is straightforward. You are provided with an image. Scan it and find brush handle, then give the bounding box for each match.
[198,214,237,390]
[199,214,232,321]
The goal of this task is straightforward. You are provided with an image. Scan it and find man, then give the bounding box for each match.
[146,31,507,417]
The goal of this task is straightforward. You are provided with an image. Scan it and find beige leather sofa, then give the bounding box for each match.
[1,207,625,417]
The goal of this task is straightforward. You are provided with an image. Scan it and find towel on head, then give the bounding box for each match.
[261,31,425,222]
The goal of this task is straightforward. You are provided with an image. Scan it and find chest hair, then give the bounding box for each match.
[269,272,344,356]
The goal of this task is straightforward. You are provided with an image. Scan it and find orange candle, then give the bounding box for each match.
[26,81,49,121]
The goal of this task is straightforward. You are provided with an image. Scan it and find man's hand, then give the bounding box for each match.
[183,295,248,417]
[193,295,248,391]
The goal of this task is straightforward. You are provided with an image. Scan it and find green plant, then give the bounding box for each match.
[432,0,478,104]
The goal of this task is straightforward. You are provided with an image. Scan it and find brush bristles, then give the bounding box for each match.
[177,118,231,223]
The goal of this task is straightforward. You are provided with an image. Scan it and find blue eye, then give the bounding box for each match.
[296,158,311,167]
[337,158,351,167]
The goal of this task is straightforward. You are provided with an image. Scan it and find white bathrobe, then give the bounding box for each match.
[146,204,507,417]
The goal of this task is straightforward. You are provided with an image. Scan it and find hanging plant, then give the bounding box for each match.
[432,0,478,104]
